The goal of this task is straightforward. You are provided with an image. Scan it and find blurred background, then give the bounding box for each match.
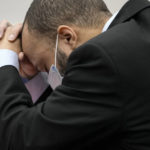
[0,0,128,23]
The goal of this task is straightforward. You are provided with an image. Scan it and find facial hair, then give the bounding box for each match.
[57,47,68,76]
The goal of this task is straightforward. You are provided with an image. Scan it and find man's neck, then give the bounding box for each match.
[75,17,111,48]
[102,12,119,32]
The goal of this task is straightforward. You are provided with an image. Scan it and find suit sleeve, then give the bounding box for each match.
[0,43,123,150]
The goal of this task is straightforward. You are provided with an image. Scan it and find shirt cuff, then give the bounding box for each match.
[0,49,19,70]
[25,72,49,103]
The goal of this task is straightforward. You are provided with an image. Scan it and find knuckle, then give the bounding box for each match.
[0,19,10,28]
[6,26,12,32]
[17,23,23,26]
[0,25,6,31]
[15,23,23,29]
[1,19,8,25]
[12,24,22,33]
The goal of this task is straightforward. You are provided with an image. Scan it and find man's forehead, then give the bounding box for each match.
[20,23,25,51]
[21,24,36,51]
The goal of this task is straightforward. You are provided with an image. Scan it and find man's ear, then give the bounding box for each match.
[57,25,78,49]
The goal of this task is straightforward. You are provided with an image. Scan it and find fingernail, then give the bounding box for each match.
[8,34,15,41]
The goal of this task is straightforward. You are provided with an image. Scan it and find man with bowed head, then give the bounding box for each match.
[0,0,150,149]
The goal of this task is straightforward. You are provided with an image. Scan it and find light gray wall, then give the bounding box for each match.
[0,0,32,23]
[0,0,128,23]
[104,0,128,13]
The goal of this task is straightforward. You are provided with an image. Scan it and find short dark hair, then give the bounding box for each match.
[24,0,112,40]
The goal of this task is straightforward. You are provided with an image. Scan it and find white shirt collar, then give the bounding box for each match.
[102,12,119,32]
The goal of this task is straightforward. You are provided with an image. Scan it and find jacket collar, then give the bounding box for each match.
[108,0,150,29]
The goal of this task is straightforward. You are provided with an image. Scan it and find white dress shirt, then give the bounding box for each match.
[0,49,19,69]
[0,12,119,103]
[102,12,118,32]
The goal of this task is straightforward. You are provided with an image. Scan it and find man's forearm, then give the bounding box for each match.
[0,49,49,103]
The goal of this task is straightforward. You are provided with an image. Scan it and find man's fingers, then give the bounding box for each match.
[8,23,23,42]
[0,21,23,41]
[18,52,25,61]
[0,20,11,38]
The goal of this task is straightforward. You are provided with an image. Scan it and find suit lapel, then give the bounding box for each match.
[109,0,150,29]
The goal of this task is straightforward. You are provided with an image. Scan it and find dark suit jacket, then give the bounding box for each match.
[0,0,150,149]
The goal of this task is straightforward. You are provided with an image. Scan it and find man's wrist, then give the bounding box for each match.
[0,49,19,70]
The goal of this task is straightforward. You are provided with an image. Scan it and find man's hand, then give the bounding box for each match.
[0,26,21,54]
[0,20,38,79]
[0,20,22,41]
[0,20,11,39]
[19,52,39,79]
[0,20,22,53]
